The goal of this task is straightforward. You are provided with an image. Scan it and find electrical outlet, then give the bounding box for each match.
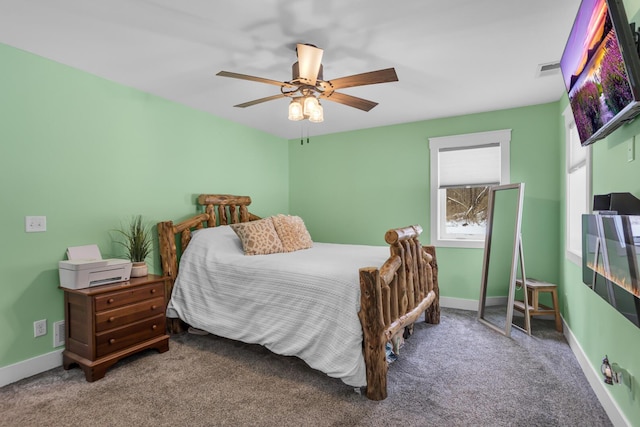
[34,319,47,337]
[25,216,47,232]
[628,139,635,162]
[53,320,65,347]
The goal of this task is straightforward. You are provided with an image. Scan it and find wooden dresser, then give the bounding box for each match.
[62,274,170,381]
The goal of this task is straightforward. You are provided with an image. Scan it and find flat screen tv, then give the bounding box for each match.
[561,0,640,146]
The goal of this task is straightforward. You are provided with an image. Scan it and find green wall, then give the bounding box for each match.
[558,109,640,425]
[289,103,561,302]
[0,43,289,368]
[556,1,640,423]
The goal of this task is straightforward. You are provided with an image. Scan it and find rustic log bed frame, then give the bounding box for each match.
[157,194,440,400]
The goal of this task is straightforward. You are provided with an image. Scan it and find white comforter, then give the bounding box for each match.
[166,225,390,387]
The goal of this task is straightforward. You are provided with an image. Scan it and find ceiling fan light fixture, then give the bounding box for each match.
[217,44,398,125]
[308,102,324,123]
[303,95,320,116]
[288,98,304,121]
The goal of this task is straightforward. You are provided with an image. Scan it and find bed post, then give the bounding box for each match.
[158,220,178,282]
[424,246,440,324]
[157,220,183,333]
[359,267,388,401]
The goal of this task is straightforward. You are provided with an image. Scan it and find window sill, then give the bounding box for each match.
[431,239,485,249]
[566,250,582,266]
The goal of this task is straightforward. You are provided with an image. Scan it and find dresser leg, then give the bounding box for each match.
[156,338,170,354]
[62,353,74,370]
[83,365,107,382]
[63,350,108,381]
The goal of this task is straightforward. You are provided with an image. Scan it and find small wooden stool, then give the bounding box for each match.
[513,278,562,333]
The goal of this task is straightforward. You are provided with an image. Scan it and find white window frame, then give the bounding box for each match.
[563,105,591,265]
[429,129,511,248]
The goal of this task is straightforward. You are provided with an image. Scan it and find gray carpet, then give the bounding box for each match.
[0,308,611,427]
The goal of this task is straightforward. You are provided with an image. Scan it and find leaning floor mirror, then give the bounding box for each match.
[478,182,527,337]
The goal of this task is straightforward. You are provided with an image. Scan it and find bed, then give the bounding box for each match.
[157,194,440,400]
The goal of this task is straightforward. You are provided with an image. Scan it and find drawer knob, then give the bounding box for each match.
[152,324,157,330]
[109,338,116,345]
[108,317,115,322]
[151,289,157,294]
[107,298,114,304]
[151,305,157,311]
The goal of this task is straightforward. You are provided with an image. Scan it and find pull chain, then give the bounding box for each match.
[300,125,311,145]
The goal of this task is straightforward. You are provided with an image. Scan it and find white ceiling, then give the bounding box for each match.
[0,0,581,139]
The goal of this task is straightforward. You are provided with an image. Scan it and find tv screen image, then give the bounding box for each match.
[561,0,640,146]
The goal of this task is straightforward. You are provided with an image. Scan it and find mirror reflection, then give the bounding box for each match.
[478,183,525,336]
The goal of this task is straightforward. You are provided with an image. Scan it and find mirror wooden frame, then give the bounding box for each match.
[477,182,528,337]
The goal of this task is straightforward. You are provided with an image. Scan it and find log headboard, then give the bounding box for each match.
[157,194,260,281]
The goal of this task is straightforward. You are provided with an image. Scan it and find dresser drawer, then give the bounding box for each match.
[95,314,165,358]
[94,282,164,312]
[95,296,165,332]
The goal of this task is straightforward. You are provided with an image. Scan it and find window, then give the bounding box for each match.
[564,106,591,265]
[429,129,511,248]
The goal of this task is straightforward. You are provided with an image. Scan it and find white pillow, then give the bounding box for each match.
[188,225,244,254]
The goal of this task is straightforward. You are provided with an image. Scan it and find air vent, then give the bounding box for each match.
[536,61,561,77]
[53,320,65,347]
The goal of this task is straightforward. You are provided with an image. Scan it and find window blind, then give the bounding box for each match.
[438,143,501,188]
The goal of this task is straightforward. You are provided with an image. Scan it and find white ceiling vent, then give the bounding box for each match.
[536,61,561,77]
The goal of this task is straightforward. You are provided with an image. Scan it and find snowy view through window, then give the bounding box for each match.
[445,187,489,236]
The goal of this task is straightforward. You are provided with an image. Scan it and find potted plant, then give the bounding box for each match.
[116,215,152,278]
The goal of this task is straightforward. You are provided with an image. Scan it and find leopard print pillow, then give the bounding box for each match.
[271,214,313,252]
[230,218,284,255]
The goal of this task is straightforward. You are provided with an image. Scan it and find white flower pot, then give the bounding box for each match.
[130,261,148,278]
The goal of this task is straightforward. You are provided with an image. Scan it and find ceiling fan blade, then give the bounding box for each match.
[233,93,288,108]
[217,71,295,88]
[325,68,398,90]
[320,92,378,112]
[296,43,324,86]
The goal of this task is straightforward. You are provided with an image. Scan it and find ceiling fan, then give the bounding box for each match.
[216,43,398,122]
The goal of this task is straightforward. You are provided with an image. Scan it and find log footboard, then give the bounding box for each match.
[359,224,439,400]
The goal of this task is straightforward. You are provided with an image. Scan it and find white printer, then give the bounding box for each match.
[59,244,132,289]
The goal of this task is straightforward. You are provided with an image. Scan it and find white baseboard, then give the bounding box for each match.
[440,296,506,311]
[562,319,630,427]
[0,349,63,388]
[440,296,478,311]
